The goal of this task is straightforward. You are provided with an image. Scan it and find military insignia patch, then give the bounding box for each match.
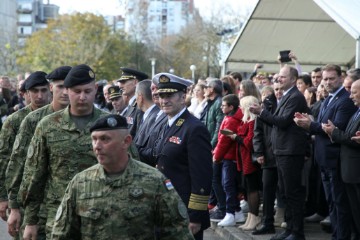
[159,75,170,83]
[55,205,62,221]
[178,201,188,219]
[89,70,95,78]
[129,188,143,197]
[169,136,182,144]
[164,179,174,190]
[175,118,184,126]
[27,145,34,158]
[107,117,117,127]
[110,88,115,94]
[14,138,20,150]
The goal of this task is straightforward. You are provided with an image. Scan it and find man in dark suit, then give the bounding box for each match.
[250,65,309,240]
[117,67,148,137]
[322,79,360,238]
[135,79,167,167]
[133,80,160,160]
[154,73,212,240]
[294,64,357,240]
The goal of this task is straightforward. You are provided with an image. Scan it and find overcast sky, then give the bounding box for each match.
[49,0,257,19]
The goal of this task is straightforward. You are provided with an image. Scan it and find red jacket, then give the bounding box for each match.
[236,119,259,175]
[213,108,243,169]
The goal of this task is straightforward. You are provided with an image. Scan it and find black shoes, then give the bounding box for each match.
[252,225,275,235]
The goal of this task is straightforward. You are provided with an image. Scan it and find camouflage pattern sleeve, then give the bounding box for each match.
[51,177,81,240]
[23,122,49,225]
[5,116,35,209]
[156,177,194,240]
[0,116,20,200]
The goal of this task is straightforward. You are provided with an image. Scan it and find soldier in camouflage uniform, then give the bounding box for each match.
[51,114,194,240]
[21,64,109,240]
[5,66,71,239]
[0,72,50,222]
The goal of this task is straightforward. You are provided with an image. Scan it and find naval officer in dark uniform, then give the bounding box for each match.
[117,67,148,137]
[154,73,212,240]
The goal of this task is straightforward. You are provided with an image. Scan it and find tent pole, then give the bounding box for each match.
[356,38,360,68]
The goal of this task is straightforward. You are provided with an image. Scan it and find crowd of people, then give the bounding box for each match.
[0,52,359,240]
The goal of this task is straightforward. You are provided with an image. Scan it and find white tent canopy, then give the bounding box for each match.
[223,0,360,74]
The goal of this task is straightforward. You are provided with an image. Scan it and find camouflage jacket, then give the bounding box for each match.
[51,159,194,240]
[6,104,56,209]
[22,106,108,233]
[0,105,32,200]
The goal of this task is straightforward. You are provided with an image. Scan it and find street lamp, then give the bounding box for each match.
[149,58,156,78]
[190,65,196,81]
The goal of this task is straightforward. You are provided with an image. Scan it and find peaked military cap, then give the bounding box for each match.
[46,66,72,81]
[64,64,95,88]
[25,71,49,90]
[118,67,148,82]
[90,114,128,132]
[108,86,122,100]
[153,73,193,93]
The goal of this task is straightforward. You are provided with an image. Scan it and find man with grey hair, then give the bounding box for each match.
[343,68,360,93]
[134,80,160,164]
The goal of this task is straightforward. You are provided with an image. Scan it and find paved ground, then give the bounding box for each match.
[212,221,332,240]
[1,217,332,240]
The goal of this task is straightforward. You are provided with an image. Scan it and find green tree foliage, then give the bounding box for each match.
[17,13,132,80]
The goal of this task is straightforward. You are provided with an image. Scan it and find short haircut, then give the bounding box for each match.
[312,67,322,73]
[287,65,299,80]
[297,74,312,87]
[136,80,152,102]
[230,72,243,82]
[222,94,239,109]
[346,68,360,82]
[322,64,341,77]
[208,79,223,96]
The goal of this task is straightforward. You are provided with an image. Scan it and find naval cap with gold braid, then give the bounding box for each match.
[118,67,149,82]
[153,73,193,93]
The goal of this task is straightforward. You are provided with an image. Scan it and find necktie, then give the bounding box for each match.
[319,95,333,118]
[323,95,333,109]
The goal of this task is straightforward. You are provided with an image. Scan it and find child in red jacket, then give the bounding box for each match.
[213,94,244,226]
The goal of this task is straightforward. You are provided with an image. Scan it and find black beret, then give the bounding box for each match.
[25,71,48,90]
[90,114,128,132]
[153,73,193,93]
[46,66,72,81]
[19,81,26,92]
[118,67,148,82]
[108,86,122,100]
[64,64,95,88]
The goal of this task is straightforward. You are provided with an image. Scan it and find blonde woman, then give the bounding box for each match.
[231,95,262,230]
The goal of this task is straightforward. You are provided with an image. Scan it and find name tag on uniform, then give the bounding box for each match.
[169,136,182,144]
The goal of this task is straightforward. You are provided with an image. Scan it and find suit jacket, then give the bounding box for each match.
[123,100,143,138]
[156,109,212,230]
[134,105,160,147]
[137,111,167,167]
[309,87,357,168]
[253,93,277,168]
[331,109,360,183]
[259,86,309,156]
